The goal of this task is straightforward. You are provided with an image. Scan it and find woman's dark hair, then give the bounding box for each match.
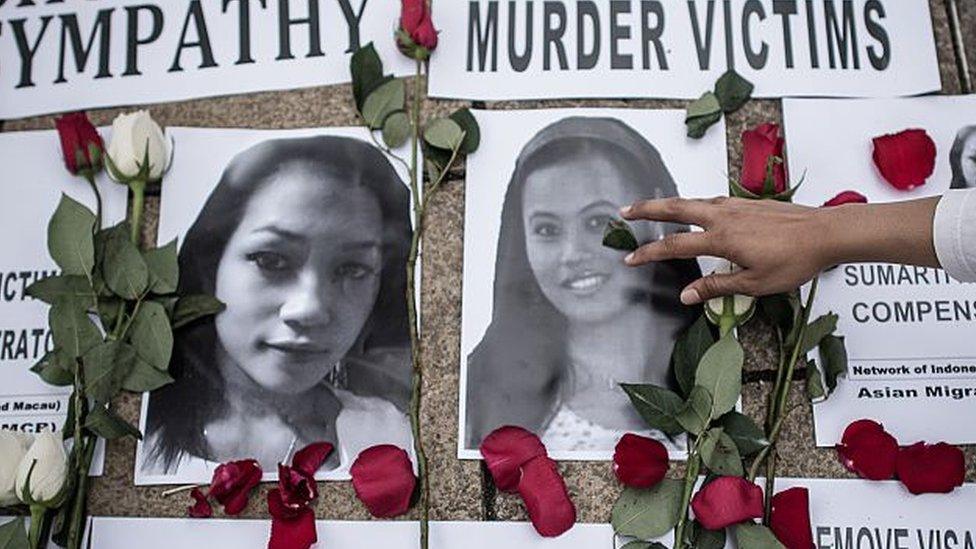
[950,125,976,189]
[145,135,412,469]
[464,117,702,448]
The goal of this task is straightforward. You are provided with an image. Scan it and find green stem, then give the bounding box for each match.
[129,179,146,247]
[672,432,705,549]
[66,436,96,549]
[28,505,47,549]
[83,173,103,231]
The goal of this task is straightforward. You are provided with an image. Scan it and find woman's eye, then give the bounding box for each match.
[247,251,291,273]
[336,263,374,280]
[585,214,612,231]
[533,222,561,238]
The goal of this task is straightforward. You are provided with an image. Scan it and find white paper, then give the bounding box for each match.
[428,0,941,101]
[783,96,976,446]
[87,479,976,547]
[0,129,127,475]
[0,0,413,119]
[459,108,728,461]
[138,126,418,485]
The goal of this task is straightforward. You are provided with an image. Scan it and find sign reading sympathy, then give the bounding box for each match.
[784,96,976,446]
[0,129,127,471]
[86,479,976,547]
[0,0,412,119]
[428,0,941,101]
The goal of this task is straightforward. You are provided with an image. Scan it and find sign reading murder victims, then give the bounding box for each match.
[783,96,976,446]
[428,0,941,101]
[0,0,412,119]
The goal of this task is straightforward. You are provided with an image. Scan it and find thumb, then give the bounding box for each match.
[680,272,750,305]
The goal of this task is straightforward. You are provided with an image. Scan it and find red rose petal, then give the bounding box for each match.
[896,442,966,495]
[872,129,937,191]
[268,490,317,549]
[350,445,416,518]
[690,476,764,531]
[836,419,898,481]
[741,122,787,195]
[188,487,213,518]
[479,426,548,493]
[278,463,318,511]
[292,442,334,478]
[771,487,814,549]
[208,459,263,516]
[517,456,576,538]
[612,433,669,488]
[823,191,868,207]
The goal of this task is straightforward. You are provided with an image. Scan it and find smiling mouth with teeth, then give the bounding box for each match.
[562,273,609,293]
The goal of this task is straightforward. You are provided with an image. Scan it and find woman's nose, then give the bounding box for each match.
[278,272,333,329]
[559,228,595,266]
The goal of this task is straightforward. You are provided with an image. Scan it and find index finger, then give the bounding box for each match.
[620,197,716,227]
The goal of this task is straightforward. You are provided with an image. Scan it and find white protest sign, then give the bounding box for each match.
[428,0,941,101]
[783,96,976,446]
[0,0,412,119]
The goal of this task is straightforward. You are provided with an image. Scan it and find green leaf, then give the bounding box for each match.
[122,357,174,393]
[700,427,744,476]
[806,358,826,401]
[82,341,137,403]
[695,334,744,418]
[620,383,685,436]
[50,299,102,358]
[673,315,715,397]
[450,107,481,154]
[26,275,94,306]
[424,118,465,151]
[602,219,639,252]
[30,351,74,387]
[101,224,149,300]
[382,111,411,149]
[621,543,667,549]
[736,523,787,549]
[759,293,800,337]
[610,480,683,539]
[97,296,122,328]
[172,294,225,329]
[801,313,839,354]
[676,385,712,435]
[685,92,723,139]
[714,69,754,113]
[0,518,29,549]
[350,43,387,111]
[85,405,142,440]
[715,411,768,456]
[143,239,179,294]
[48,194,96,276]
[361,79,405,130]
[129,301,173,371]
[691,521,727,549]
[819,334,848,392]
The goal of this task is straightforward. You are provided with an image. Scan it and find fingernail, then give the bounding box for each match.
[620,205,632,216]
[680,289,701,305]
[624,252,635,264]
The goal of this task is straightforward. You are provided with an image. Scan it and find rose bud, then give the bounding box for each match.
[0,431,32,506]
[741,123,787,195]
[106,110,171,183]
[15,431,68,505]
[55,112,104,176]
[704,260,756,328]
[397,0,438,59]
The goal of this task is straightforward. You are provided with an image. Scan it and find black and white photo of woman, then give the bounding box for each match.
[141,135,414,478]
[464,117,702,453]
[950,125,976,189]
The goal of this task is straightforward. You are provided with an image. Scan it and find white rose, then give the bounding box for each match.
[0,431,32,506]
[107,110,171,182]
[704,260,756,325]
[15,432,68,505]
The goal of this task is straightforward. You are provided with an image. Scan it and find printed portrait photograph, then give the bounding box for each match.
[950,124,976,189]
[136,128,416,483]
[459,109,729,460]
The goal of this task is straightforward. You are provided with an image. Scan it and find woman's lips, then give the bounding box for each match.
[560,272,609,295]
[262,341,331,356]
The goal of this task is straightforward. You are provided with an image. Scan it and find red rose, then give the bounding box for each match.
[208,459,262,516]
[517,456,576,538]
[277,463,318,511]
[836,419,898,481]
[398,0,438,56]
[188,487,213,519]
[872,129,937,191]
[612,433,669,488]
[771,487,814,549]
[690,476,764,531]
[55,112,104,175]
[822,191,868,207]
[741,123,787,195]
[480,426,547,492]
[267,489,317,549]
[896,442,966,495]
[350,445,417,518]
[267,442,331,549]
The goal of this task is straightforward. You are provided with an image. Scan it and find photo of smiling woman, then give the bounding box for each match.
[140,135,414,479]
[464,117,702,454]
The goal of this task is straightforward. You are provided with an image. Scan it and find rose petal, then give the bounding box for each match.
[872,129,937,191]
[208,459,262,515]
[479,426,548,493]
[268,490,317,549]
[350,445,416,518]
[690,476,764,531]
[896,442,966,495]
[823,191,868,207]
[836,419,898,481]
[517,456,576,538]
[278,464,318,511]
[612,433,669,488]
[292,442,334,478]
[188,487,213,519]
[771,487,813,549]
[741,122,787,194]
